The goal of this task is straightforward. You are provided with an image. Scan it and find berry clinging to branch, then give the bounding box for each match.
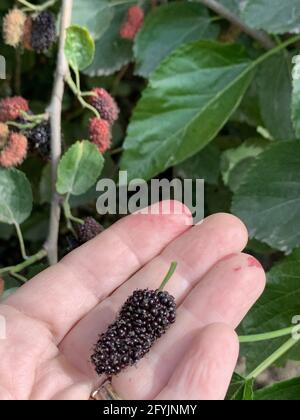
[27,121,51,160]
[77,217,104,245]
[3,8,26,48]
[0,97,29,123]
[88,88,119,125]
[120,5,144,40]
[0,132,28,168]
[31,11,57,53]
[89,117,112,154]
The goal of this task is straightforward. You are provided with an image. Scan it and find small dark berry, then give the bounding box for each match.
[31,11,56,53]
[26,121,51,160]
[77,217,104,244]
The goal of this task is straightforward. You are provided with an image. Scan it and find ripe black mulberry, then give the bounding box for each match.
[27,121,51,159]
[31,11,56,53]
[91,263,177,377]
[77,217,104,244]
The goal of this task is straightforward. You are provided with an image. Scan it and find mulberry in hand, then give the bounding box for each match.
[91,262,177,377]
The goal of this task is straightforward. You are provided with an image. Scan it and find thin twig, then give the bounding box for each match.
[198,0,275,50]
[45,0,73,265]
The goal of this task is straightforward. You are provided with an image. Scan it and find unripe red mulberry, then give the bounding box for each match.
[89,117,111,154]
[0,97,29,122]
[120,5,144,40]
[0,123,9,149]
[22,16,33,51]
[0,132,28,168]
[3,8,26,47]
[31,11,56,53]
[88,88,119,125]
[77,217,104,244]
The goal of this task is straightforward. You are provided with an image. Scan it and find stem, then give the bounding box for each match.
[159,262,178,291]
[246,335,300,380]
[45,0,73,265]
[21,112,48,122]
[0,249,47,275]
[253,34,300,67]
[239,326,299,343]
[109,146,124,156]
[17,0,57,12]
[198,0,275,50]
[14,223,27,260]
[7,121,37,130]
[66,74,100,118]
[63,196,84,228]
[10,272,28,284]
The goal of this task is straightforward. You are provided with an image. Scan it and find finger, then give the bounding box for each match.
[155,324,239,401]
[112,252,265,399]
[60,213,247,377]
[5,201,192,343]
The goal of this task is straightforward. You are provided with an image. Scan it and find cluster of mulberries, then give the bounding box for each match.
[120,5,144,40]
[87,88,119,154]
[3,8,56,53]
[26,121,51,160]
[91,289,176,376]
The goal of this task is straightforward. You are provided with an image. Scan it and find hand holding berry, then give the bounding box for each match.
[0,202,265,400]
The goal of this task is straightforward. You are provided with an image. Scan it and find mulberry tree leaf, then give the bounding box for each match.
[121,40,255,181]
[232,141,300,252]
[134,2,219,77]
[0,168,33,225]
[242,0,300,34]
[56,141,104,196]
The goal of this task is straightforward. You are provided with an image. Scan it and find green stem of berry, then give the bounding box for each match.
[17,0,57,12]
[10,272,28,284]
[14,223,28,260]
[0,249,47,275]
[7,113,48,131]
[246,334,300,380]
[65,73,100,118]
[239,325,300,343]
[63,196,84,235]
[158,261,178,291]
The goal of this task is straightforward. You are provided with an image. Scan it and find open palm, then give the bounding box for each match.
[0,202,265,400]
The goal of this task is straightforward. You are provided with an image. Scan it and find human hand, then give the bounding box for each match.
[0,201,265,400]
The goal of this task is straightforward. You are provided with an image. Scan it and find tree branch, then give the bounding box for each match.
[199,0,275,50]
[45,0,73,265]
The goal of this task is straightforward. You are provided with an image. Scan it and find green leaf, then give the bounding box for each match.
[232,141,300,252]
[257,53,295,141]
[134,2,219,77]
[65,25,95,71]
[175,144,220,185]
[72,0,114,40]
[0,168,33,225]
[221,139,267,192]
[239,250,300,373]
[218,0,241,15]
[226,373,254,400]
[254,378,300,400]
[242,0,300,34]
[292,55,300,138]
[56,141,104,196]
[121,40,255,182]
[84,5,133,77]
